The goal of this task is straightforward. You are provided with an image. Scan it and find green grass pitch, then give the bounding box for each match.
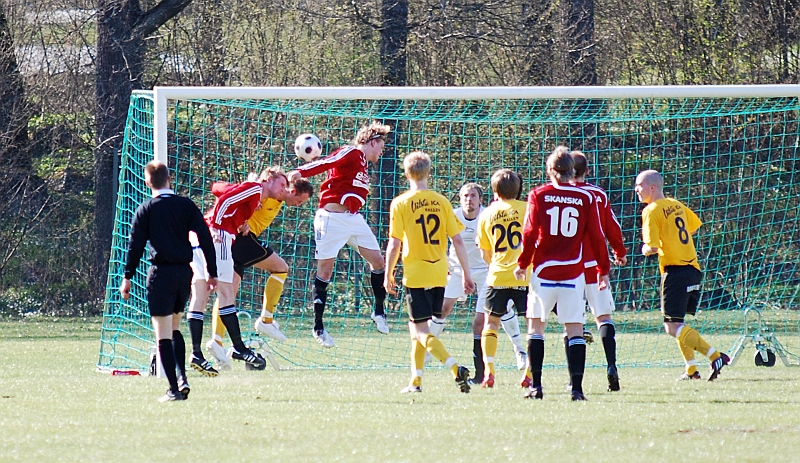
[1,317,799,462]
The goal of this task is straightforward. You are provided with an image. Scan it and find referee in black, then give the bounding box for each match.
[120,160,218,402]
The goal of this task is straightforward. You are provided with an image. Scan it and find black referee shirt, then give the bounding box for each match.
[123,190,217,279]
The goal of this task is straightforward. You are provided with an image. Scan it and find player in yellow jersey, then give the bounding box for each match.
[635,169,729,381]
[384,151,475,394]
[475,169,529,388]
[190,174,313,373]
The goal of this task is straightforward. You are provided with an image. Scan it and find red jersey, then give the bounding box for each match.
[517,182,610,281]
[297,145,370,213]
[575,181,627,283]
[204,181,262,235]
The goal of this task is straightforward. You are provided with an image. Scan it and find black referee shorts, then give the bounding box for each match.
[661,265,702,323]
[485,287,528,318]
[405,287,445,323]
[146,264,192,317]
[232,233,274,278]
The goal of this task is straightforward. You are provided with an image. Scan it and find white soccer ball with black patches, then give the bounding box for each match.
[294,133,323,162]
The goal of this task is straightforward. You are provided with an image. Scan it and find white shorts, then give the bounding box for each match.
[527,275,586,324]
[585,282,615,317]
[190,247,209,282]
[313,209,380,260]
[444,267,488,313]
[213,229,235,283]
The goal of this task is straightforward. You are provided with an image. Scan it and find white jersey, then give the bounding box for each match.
[447,206,488,270]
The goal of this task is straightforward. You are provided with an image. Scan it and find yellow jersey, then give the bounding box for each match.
[478,199,529,287]
[389,189,464,288]
[247,198,285,236]
[641,197,702,273]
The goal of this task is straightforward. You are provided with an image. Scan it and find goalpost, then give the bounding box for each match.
[98,85,800,373]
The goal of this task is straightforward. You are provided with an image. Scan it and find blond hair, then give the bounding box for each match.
[258,166,287,183]
[353,120,392,145]
[403,151,431,180]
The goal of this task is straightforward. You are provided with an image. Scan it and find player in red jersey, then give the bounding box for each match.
[287,121,392,347]
[571,150,627,392]
[190,167,288,369]
[514,146,610,401]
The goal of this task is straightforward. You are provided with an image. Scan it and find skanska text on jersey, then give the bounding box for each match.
[544,195,584,206]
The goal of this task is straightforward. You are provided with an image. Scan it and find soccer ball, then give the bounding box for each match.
[294,133,323,162]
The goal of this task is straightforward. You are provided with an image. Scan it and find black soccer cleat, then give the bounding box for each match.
[708,352,730,382]
[231,347,267,369]
[524,386,543,400]
[177,376,190,399]
[190,354,219,377]
[455,366,471,393]
[607,366,620,392]
[571,390,587,401]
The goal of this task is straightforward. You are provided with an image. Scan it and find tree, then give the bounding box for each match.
[94,0,195,292]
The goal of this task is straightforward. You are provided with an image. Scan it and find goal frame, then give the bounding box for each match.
[152,84,800,165]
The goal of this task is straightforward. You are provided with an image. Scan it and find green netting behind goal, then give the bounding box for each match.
[98,89,800,373]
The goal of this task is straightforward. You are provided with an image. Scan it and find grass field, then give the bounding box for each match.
[2,317,800,462]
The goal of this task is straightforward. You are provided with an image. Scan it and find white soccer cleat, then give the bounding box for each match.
[516,350,528,371]
[313,329,335,348]
[371,312,390,334]
[255,319,288,342]
[205,339,233,371]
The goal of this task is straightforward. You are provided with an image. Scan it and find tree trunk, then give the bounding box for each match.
[0,4,31,181]
[93,0,194,294]
[568,0,596,85]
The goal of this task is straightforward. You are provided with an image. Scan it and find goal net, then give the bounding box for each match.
[98,86,800,372]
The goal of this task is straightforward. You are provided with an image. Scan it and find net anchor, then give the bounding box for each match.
[729,306,799,367]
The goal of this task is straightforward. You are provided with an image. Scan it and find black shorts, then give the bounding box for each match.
[146,264,192,317]
[405,287,445,323]
[661,265,702,323]
[232,233,274,278]
[485,287,528,318]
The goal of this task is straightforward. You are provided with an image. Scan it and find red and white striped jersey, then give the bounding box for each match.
[297,145,371,213]
[517,182,610,281]
[204,181,262,235]
[574,181,627,282]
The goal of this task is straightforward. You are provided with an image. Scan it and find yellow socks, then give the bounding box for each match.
[678,325,720,362]
[481,328,498,376]
[211,299,226,346]
[410,340,425,384]
[423,333,458,377]
[261,272,287,323]
[675,336,698,375]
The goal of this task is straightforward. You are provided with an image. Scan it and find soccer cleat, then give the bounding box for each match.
[400,385,422,394]
[516,350,528,370]
[371,312,390,334]
[231,347,267,369]
[313,329,335,348]
[177,376,190,399]
[158,390,185,402]
[571,391,587,401]
[205,340,233,371]
[524,386,543,400]
[469,376,484,386]
[520,375,532,389]
[255,319,288,342]
[708,352,730,382]
[455,366,471,393]
[583,329,594,344]
[677,371,702,381]
[481,374,495,388]
[607,366,620,392]
[190,354,219,377]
